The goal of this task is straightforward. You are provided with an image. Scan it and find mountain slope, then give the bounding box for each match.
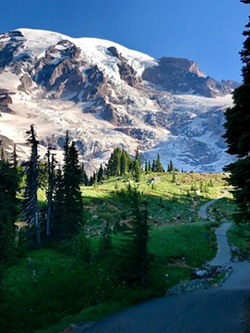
[0,28,235,172]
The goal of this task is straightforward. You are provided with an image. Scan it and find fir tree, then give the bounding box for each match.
[106,147,122,177]
[223,1,250,223]
[23,125,40,248]
[97,164,104,183]
[152,159,156,172]
[11,144,18,169]
[120,149,132,175]
[46,147,56,236]
[148,161,151,173]
[81,163,89,186]
[52,167,65,238]
[117,187,149,287]
[0,146,5,161]
[155,153,164,172]
[89,171,97,186]
[63,140,83,235]
[0,160,19,265]
[133,147,142,182]
[168,160,174,172]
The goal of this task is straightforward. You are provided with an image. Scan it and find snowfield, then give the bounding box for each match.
[0,28,235,172]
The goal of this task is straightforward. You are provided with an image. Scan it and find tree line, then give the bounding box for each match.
[0,125,156,289]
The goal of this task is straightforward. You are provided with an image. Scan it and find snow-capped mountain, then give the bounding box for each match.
[0,28,237,172]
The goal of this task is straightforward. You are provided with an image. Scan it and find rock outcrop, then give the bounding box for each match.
[0,28,236,172]
[143,57,231,97]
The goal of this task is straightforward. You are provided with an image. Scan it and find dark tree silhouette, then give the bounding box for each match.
[223,1,250,223]
[23,125,40,247]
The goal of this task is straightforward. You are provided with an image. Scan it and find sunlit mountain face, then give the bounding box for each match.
[0,28,238,172]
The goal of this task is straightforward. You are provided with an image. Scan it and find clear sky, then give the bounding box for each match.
[0,0,249,81]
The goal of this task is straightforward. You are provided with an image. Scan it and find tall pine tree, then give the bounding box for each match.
[223,1,250,223]
[23,125,40,248]
[63,139,83,235]
[117,186,149,286]
[0,159,20,265]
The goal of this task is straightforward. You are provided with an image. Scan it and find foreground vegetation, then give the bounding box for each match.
[1,170,229,333]
[1,129,249,333]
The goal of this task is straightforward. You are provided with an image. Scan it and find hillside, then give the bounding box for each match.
[1,171,238,333]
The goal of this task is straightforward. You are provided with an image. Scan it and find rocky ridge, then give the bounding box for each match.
[0,28,239,171]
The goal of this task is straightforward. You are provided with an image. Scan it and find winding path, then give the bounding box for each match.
[82,199,250,333]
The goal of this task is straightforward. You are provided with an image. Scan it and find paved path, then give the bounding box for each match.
[83,199,250,333]
[209,222,232,266]
[198,198,218,219]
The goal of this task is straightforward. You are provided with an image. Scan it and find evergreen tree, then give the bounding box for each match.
[63,140,83,235]
[106,147,122,177]
[89,171,97,186]
[148,161,151,173]
[37,160,48,190]
[0,160,20,265]
[11,144,18,169]
[120,149,132,175]
[81,163,89,186]
[97,164,104,183]
[52,167,65,238]
[117,187,149,287]
[46,147,56,236]
[23,125,40,248]
[223,1,250,223]
[133,147,142,182]
[155,153,164,172]
[168,160,174,172]
[152,159,156,172]
[0,146,5,161]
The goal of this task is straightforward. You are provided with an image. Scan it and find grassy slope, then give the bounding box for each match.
[2,172,228,333]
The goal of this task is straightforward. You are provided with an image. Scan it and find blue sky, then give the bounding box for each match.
[0,0,249,81]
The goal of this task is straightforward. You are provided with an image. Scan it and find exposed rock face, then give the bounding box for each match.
[100,104,118,125]
[0,30,27,68]
[108,46,140,87]
[18,74,34,92]
[0,90,13,113]
[143,57,231,97]
[0,28,236,172]
[221,79,241,90]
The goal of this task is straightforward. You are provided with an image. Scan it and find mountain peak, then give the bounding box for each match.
[0,28,235,172]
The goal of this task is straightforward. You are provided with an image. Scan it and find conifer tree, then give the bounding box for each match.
[63,140,83,235]
[120,149,132,175]
[106,147,122,177]
[148,161,151,173]
[152,159,156,172]
[23,125,40,248]
[0,146,5,161]
[97,164,104,183]
[0,159,19,265]
[46,147,56,236]
[81,163,89,186]
[223,0,250,223]
[11,144,18,169]
[117,186,149,286]
[52,167,65,238]
[168,160,174,172]
[133,147,142,182]
[155,153,164,172]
